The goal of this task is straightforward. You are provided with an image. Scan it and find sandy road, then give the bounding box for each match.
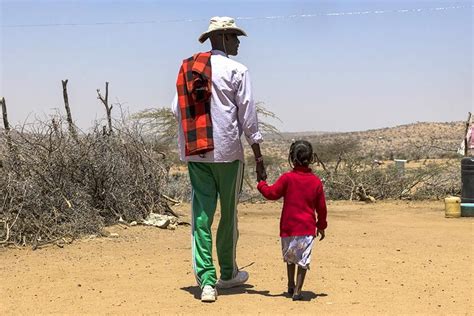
[0,201,472,315]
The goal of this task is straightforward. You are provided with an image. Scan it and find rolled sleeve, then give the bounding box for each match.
[235,70,263,145]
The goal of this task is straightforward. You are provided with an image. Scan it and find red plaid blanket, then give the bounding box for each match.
[176,52,214,156]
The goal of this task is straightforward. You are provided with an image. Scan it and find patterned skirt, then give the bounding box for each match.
[281,235,315,269]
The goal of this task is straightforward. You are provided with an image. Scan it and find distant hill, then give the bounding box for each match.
[262,121,465,161]
[1,120,467,161]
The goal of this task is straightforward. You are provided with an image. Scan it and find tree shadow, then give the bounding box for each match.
[180,284,328,302]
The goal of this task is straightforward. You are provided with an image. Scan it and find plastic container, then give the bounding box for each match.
[394,159,407,176]
[460,203,474,217]
[444,196,461,218]
[461,157,474,204]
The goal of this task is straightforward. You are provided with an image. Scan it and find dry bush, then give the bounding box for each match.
[164,171,191,202]
[410,160,460,200]
[241,156,287,202]
[0,114,170,247]
[132,107,178,153]
[155,123,462,204]
[311,138,461,201]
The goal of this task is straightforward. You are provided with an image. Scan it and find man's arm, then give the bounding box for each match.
[235,69,266,181]
[251,143,267,182]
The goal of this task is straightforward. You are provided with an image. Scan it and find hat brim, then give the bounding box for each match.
[198,28,247,43]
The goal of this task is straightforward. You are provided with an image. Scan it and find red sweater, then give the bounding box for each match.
[257,166,328,237]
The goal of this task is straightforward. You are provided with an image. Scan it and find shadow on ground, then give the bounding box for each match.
[180,284,327,302]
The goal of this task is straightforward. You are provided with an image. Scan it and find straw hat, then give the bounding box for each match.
[198,16,247,43]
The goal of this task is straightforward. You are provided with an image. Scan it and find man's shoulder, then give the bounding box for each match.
[228,58,248,72]
[214,55,248,73]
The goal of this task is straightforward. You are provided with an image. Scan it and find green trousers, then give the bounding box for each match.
[188,160,244,288]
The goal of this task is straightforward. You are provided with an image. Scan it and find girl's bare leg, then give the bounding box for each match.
[293,266,307,299]
[286,263,296,294]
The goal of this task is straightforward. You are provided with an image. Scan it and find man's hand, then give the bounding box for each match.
[251,143,266,182]
[317,229,325,241]
[256,160,267,182]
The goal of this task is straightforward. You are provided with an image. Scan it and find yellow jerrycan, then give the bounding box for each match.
[444,196,461,218]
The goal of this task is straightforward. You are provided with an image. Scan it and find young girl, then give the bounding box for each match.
[257,140,328,301]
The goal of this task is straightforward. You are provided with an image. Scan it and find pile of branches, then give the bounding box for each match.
[0,86,171,248]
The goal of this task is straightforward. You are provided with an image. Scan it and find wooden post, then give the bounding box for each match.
[97,82,113,135]
[1,97,13,152]
[61,79,78,140]
[464,112,472,156]
[1,97,10,132]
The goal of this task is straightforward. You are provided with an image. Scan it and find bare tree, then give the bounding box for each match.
[133,107,178,145]
[97,82,113,134]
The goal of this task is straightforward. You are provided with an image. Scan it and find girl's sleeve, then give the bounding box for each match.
[315,183,328,230]
[257,174,287,200]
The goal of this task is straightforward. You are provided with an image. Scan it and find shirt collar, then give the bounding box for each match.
[211,49,228,57]
[293,165,312,173]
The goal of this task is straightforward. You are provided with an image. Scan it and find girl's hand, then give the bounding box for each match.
[317,229,325,241]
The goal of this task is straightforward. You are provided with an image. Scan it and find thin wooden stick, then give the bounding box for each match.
[97,82,113,134]
[161,193,181,205]
[61,79,78,140]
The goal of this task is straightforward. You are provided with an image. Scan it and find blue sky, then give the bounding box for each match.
[1,0,472,132]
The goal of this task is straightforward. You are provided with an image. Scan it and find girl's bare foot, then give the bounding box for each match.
[286,263,296,296]
[293,266,307,300]
[292,293,303,301]
[287,286,294,295]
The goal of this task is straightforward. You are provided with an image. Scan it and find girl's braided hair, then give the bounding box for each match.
[288,140,314,168]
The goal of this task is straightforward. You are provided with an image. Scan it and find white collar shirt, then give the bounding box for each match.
[171,49,263,162]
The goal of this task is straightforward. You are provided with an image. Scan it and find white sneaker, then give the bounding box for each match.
[215,271,249,289]
[201,285,217,302]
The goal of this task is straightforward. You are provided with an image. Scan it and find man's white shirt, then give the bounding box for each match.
[171,49,263,163]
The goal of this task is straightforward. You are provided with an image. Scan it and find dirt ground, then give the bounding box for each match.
[1,200,472,315]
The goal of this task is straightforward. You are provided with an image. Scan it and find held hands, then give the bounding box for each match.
[255,159,267,182]
[251,144,266,182]
[317,229,325,241]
